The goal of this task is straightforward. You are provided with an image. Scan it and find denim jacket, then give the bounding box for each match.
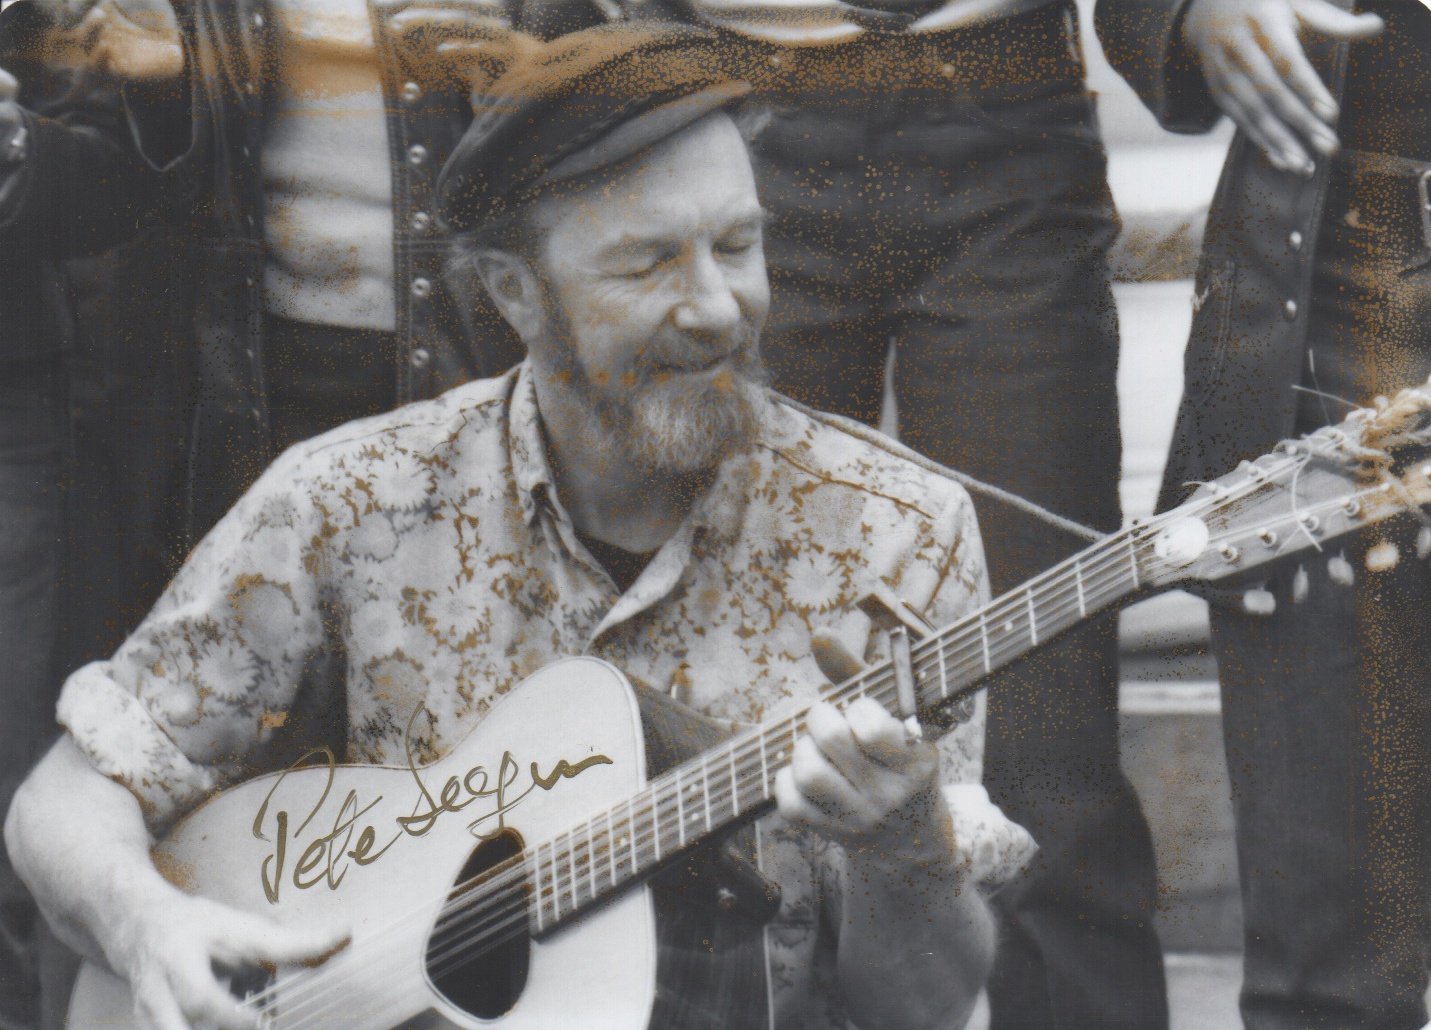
[131,0,519,538]
[1095,0,1356,510]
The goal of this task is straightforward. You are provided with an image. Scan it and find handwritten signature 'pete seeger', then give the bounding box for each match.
[250,704,612,904]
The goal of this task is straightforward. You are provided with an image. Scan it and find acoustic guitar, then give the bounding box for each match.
[68,385,1431,1029]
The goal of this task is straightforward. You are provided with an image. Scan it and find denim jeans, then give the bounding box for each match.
[752,15,1168,1027]
[1210,155,1431,1030]
[0,360,66,1030]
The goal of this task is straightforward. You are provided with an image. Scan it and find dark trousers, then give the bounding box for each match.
[1211,156,1431,1030]
[753,11,1167,1026]
[263,314,398,453]
[0,360,70,1030]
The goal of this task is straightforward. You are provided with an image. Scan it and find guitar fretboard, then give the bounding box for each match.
[523,527,1150,932]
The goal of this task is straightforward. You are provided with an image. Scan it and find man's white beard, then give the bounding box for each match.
[608,361,767,473]
[541,304,768,474]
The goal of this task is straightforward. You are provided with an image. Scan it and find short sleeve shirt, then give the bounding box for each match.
[59,362,1032,1028]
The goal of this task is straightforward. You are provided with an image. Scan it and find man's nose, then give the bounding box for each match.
[672,249,740,333]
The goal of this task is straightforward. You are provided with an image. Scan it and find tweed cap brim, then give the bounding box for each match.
[437,23,752,233]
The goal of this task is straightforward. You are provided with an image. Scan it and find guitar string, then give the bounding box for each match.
[263,457,1342,1025]
[423,458,1392,979]
[417,465,1372,990]
[265,528,1174,1027]
[331,447,1365,1014]
[259,504,1254,1027]
[251,515,1156,1007]
[417,538,1156,972]
[282,516,1313,1030]
[261,495,1270,1027]
[265,538,1148,1027]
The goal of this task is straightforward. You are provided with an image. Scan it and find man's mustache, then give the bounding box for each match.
[640,322,762,377]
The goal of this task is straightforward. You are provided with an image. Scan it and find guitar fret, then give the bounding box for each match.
[674,768,686,848]
[549,837,562,920]
[701,756,713,832]
[627,798,639,877]
[609,812,621,886]
[586,819,597,900]
[514,524,1194,938]
[565,832,579,908]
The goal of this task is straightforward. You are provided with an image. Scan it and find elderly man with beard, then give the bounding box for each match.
[6,24,1031,1030]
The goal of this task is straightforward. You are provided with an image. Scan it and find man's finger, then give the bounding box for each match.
[1231,33,1336,154]
[0,69,17,102]
[173,959,263,1030]
[132,972,191,1030]
[1204,60,1280,164]
[1292,0,1384,41]
[790,733,862,811]
[1261,13,1338,121]
[810,628,865,685]
[805,701,882,790]
[845,696,922,774]
[1216,52,1312,172]
[212,910,350,968]
[774,765,844,835]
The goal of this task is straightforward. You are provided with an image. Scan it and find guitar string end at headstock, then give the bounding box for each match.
[1293,565,1309,604]
[1242,587,1276,616]
[1366,540,1400,572]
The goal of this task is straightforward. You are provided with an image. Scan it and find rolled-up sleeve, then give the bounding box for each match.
[57,449,330,831]
[1095,0,1223,133]
[914,485,1037,885]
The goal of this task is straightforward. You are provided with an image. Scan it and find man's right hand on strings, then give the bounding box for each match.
[4,736,348,1030]
[1180,0,1383,173]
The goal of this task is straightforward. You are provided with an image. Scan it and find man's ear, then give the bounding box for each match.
[473,249,546,343]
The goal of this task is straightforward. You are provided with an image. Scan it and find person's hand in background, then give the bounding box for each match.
[1181,0,1383,173]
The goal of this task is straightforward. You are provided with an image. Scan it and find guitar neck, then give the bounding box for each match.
[525,524,1150,932]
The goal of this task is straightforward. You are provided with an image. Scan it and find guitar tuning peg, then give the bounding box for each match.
[1366,540,1400,572]
[1328,552,1354,587]
[1292,564,1309,604]
[1242,587,1276,616]
[1417,526,1431,560]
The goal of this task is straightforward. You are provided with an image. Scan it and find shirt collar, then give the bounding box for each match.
[508,362,556,527]
[506,358,783,544]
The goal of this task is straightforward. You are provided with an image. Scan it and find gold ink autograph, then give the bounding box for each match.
[251,705,612,903]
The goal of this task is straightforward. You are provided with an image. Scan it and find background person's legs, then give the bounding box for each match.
[0,360,65,1030]
[756,59,1167,1030]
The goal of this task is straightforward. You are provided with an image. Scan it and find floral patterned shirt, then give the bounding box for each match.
[59,362,1033,1029]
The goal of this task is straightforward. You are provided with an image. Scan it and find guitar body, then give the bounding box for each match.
[68,386,1431,1027]
[69,658,659,1029]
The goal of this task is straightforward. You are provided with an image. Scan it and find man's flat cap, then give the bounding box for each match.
[437,23,751,232]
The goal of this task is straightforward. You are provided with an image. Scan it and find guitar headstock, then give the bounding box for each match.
[1136,382,1431,591]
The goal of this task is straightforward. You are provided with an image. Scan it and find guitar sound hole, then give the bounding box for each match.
[425,831,530,1019]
